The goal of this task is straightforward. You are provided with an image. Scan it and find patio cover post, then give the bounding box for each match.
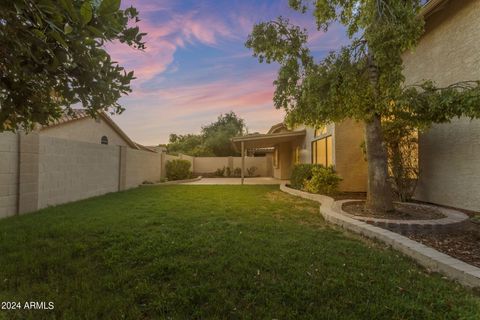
[241,141,245,185]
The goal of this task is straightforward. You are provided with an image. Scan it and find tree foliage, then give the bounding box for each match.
[167,134,213,157]
[167,112,247,157]
[383,118,420,202]
[0,0,146,131]
[246,0,480,213]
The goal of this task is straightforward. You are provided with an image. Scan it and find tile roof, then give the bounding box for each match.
[41,109,157,152]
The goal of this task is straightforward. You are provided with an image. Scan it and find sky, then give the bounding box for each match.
[107,0,349,145]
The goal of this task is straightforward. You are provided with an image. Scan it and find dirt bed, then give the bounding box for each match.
[397,221,480,268]
[342,201,445,220]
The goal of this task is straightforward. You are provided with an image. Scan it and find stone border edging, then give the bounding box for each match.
[142,176,203,186]
[280,184,480,288]
[336,199,468,227]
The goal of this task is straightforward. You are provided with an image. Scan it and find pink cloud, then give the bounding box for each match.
[112,72,285,144]
[106,4,235,83]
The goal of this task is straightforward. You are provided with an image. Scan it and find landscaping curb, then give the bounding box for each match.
[336,199,468,228]
[142,176,203,186]
[280,184,480,288]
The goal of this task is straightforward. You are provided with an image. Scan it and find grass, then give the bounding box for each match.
[0,185,479,319]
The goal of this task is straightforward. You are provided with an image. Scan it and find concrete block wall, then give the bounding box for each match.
[18,133,40,214]
[0,133,19,218]
[38,136,120,209]
[125,148,162,188]
[0,133,165,218]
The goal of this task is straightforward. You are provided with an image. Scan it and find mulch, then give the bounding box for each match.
[310,189,480,268]
[400,221,480,268]
[341,201,445,220]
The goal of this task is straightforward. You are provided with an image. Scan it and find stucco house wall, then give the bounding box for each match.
[293,120,367,192]
[403,0,480,210]
[334,119,368,192]
[273,142,293,180]
[40,117,130,147]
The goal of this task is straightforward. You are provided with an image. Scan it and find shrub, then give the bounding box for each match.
[233,167,241,177]
[303,166,342,195]
[247,166,257,177]
[214,166,226,177]
[383,120,419,202]
[225,166,232,177]
[290,164,321,189]
[166,159,192,181]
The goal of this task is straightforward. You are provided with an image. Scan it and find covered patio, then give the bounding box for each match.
[232,130,306,184]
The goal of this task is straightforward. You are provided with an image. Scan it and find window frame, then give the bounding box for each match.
[311,135,333,167]
[101,135,109,145]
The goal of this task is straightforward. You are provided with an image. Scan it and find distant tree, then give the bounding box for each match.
[202,112,246,156]
[246,0,480,213]
[0,0,146,131]
[167,134,212,156]
[167,112,247,157]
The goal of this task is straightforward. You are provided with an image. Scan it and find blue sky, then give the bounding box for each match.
[107,0,349,145]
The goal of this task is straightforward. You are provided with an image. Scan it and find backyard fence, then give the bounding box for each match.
[0,132,162,218]
[0,132,272,219]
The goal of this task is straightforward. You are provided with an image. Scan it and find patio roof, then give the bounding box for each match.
[231,130,306,151]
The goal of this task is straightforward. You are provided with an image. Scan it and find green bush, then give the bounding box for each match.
[225,166,232,177]
[247,166,257,177]
[214,167,226,177]
[303,166,342,195]
[233,167,241,177]
[290,164,321,189]
[166,159,192,181]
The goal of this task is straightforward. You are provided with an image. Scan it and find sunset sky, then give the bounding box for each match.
[108,0,348,145]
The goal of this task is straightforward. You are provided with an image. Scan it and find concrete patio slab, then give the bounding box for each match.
[184,177,287,185]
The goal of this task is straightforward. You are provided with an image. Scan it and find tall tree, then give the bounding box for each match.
[167,112,247,157]
[202,112,246,156]
[246,0,480,213]
[0,0,145,130]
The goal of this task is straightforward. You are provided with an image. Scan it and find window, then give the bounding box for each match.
[314,126,327,137]
[101,136,109,145]
[312,136,333,167]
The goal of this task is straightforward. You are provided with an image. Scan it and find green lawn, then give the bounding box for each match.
[0,185,479,319]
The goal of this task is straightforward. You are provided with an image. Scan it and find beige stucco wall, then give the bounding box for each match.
[125,148,162,188]
[38,136,120,209]
[194,157,229,173]
[293,121,366,192]
[334,119,368,192]
[40,117,129,147]
[273,142,293,179]
[403,0,480,210]
[0,133,19,218]
[163,155,270,177]
[232,157,268,177]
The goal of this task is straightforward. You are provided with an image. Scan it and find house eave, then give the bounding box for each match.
[420,0,448,18]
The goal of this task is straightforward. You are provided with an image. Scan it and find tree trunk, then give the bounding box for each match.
[364,115,394,213]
